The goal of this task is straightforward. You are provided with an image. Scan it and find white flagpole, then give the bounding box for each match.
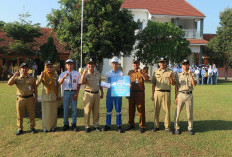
[80,0,84,69]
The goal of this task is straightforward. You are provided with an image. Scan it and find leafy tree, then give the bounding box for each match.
[3,12,42,55]
[0,21,6,53]
[208,8,232,80]
[136,20,191,66]
[40,36,60,63]
[47,0,138,70]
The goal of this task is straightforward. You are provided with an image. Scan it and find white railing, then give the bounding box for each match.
[182,29,201,39]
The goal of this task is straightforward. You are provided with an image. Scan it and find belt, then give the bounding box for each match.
[131,90,144,92]
[17,95,33,98]
[179,91,192,94]
[64,90,76,91]
[157,90,171,92]
[85,90,99,94]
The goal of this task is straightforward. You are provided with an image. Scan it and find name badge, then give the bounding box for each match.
[135,79,138,84]
[73,79,76,83]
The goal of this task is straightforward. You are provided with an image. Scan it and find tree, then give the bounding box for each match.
[40,36,60,63]
[208,8,232,80]
[136,21,191,66]
[3,12,42,55]
[47,0,138,70]
[0,21,6,54]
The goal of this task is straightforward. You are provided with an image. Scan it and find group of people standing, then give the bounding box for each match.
[171,64,219,85]
[8,56,197,136]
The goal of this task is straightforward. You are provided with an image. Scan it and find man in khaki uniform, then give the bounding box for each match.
[174,59,196,135]
[151,57,175,134]
[8,63,37,135]
[80,59,103,133]
[127,59,149,133]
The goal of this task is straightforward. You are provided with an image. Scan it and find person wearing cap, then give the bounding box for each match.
[36,61,61,132]
[174,59,196,135]
[127,59,149,133]
[102,57,124,133]
[151,57,175,134]
[8,63,37,135]
[58,59,81,131]
[80,59,104,133]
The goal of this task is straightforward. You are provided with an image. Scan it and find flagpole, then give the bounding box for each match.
[80,0,84,69]
[79,0,84,74]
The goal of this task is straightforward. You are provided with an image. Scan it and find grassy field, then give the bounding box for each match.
[0,80,232,156]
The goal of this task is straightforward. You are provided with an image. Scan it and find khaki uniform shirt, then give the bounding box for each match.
[128,70,147,91]
[13,75,36,96]
[151,68,173,91]
[84,70,101,92]
[176,72,196,92]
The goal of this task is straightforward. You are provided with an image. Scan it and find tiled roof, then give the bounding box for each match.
[187,39,208,45]
[121,0,205,17]
[0,28,70,55]
[203,34,216,41]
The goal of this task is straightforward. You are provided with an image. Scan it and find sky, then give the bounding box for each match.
[0,0,231,34]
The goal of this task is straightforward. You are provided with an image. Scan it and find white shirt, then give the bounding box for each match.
[58,70,81,90]
[195,69,200,75]
[213,68,218,75]
[208,68,213,76]
[105,70,124,83]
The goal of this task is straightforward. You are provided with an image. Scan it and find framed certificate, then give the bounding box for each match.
[111,76,130,97]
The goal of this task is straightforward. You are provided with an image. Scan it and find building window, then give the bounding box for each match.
[138,23,143,30]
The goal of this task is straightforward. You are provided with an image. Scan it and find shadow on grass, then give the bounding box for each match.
[178,120,232,132]
[58,108,84,118]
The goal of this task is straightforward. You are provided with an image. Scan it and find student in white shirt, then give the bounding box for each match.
[58,59,81,131]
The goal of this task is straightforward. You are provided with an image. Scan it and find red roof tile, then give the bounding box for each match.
[34,28,70,55]
[203,34,216,41]
[187,39,208,45]
[121,0,205,17]
[0,28,70,55]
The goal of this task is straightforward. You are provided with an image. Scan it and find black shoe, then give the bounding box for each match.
[16,130,23,135]
[189,130,195,135]
[166,129,174,134]
[30,128,37,134]
[85,128,91,133]
[152,127,160,132]
[72,124,77,132]
[63,125,69,131]
[102,125,111,131]
[175,129,181,135]
[43,129,49,133]
[51,128,56,132]
[94,127,101,132]
[140,128,146,133]
[126,125,135,131]
[117,126,124,133]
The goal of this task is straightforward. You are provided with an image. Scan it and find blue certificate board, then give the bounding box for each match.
[111,76,130,97]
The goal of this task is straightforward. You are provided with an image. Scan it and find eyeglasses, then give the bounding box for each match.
[46,67,52,69]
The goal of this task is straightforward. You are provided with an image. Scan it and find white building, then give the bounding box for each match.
[102,0,208,76]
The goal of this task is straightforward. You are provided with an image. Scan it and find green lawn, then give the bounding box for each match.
[0,80,232,156]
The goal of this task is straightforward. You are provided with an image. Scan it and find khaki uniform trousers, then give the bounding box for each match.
[129,91,146,128]
[16,96,35,130]
[174,93,193,131]
[154,91,171,129]
[42,101,57,131]
[83,92,100,128]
